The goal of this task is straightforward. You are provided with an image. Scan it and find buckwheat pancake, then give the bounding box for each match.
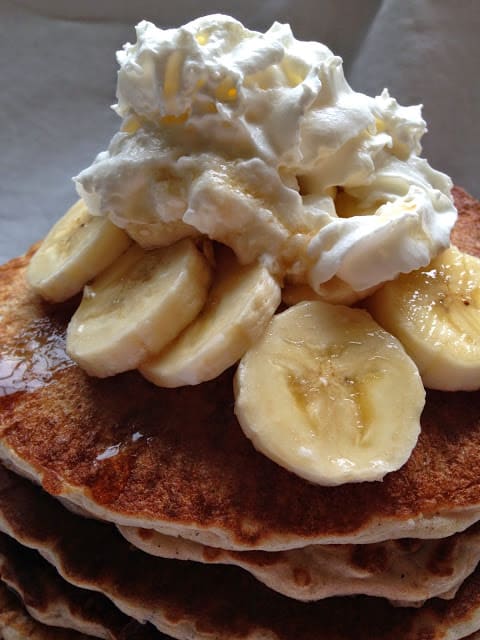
[119,520,480,605]
[1,463,480,640]
[0,187,479,552]
[0,530,160,639]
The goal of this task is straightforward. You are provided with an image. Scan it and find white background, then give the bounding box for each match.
[1,0,478,263]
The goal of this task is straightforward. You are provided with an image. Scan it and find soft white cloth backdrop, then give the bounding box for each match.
[0,0,478,263]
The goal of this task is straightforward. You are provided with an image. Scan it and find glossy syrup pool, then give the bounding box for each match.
[0,313,73,397]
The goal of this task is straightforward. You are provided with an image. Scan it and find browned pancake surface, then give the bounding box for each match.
[0,189,479,548]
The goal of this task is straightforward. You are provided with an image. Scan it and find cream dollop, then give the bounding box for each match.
[75,14,457,291]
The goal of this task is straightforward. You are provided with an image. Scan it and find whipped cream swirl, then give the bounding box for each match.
[75,15,457,291]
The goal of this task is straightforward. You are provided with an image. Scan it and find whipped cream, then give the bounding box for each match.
[75,15,457,291]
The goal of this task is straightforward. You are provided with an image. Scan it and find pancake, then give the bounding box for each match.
[0,530,160,639]
[0,187,479,552]
[0,580,90,640]
[1,460,478,615]
[118,521,480,605]
[1,463,480,639]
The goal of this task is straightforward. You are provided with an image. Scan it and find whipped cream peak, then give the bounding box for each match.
[373,89,426,158]
[75,14,457,291]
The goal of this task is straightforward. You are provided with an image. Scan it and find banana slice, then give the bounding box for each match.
[66,239,212,377]
[283,278,380,307]
[125,219,198,249]
[366,245,480,391]
[111,171,198,249]
[234,301,425,486]
[139,248,281,387]
[27,199,132,302]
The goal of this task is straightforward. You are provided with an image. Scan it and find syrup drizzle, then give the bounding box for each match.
[0,316,73,396]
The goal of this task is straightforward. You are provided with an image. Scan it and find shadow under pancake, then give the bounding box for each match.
[0,579,90,640]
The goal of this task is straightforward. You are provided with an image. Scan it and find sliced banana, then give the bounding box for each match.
[125,218,198,249]
[283,277,381,307]
[234,301,425,486]
[366,245,480,391]
[66,239,212,377]
[27,199,131,302]
[139,247,281,387]
[115,173,198,249]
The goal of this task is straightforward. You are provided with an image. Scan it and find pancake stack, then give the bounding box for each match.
[0,186,480,639]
